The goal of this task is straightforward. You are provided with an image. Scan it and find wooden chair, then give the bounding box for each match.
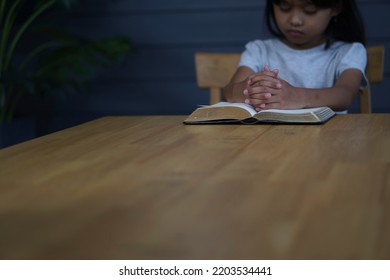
[195,45,385,113]
[195,53,241,105]
[360,45,385,113]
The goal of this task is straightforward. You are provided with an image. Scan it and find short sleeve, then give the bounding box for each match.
[238,40,264,72]
[337,43,368,89]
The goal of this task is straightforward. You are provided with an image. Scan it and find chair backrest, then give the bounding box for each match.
[195,52,241,104]
[195,45,385,113]
[360,45,385,113]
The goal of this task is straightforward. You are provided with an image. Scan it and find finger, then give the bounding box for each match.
[255,103,267,111]
[250,92,272,100]
[248,71,278,82]
[250,80,282,90]
[245,85,274,96]
[260,102,282,110]
[272,69,279,78]
[249,78,281,89]
[249,72,280,81]
[245,93,272,107]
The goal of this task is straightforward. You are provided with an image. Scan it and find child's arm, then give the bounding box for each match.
[222,66,253,103]
[298,69,362,111]
[245,69,363,111]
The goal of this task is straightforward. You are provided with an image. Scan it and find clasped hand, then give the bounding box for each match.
[243,66,302,111]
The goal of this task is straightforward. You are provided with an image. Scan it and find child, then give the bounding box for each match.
[223,0,367,112]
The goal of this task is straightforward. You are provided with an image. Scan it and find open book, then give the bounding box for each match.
[184,102,335,124]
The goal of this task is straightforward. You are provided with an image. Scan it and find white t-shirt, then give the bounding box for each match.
[238,39,368,90]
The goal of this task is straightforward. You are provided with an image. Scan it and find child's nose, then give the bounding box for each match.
[289,11,304,26]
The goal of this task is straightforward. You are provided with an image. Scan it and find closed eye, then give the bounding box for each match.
[277,2,292,12]
[303,4,318,15]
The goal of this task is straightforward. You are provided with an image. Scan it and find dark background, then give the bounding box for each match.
[12,0,390,141]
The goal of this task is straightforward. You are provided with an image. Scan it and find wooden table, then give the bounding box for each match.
[0,115,389,260]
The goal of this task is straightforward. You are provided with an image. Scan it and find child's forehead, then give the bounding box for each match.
[276,0,339,6]
[275,0,320,6]
[274,0,339,10]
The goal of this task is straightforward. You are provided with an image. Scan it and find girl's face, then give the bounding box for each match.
[273,0,340,49]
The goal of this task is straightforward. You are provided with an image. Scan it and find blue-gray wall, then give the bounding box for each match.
[41,0,390,133]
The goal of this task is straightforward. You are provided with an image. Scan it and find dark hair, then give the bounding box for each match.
[265,0,366,48]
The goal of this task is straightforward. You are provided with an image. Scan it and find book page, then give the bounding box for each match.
[259,107,326,115]
[208,102,257,116]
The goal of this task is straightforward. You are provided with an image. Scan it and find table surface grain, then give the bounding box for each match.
[0,114,389,259]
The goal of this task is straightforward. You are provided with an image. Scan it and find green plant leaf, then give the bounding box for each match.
[0,0,134,123]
